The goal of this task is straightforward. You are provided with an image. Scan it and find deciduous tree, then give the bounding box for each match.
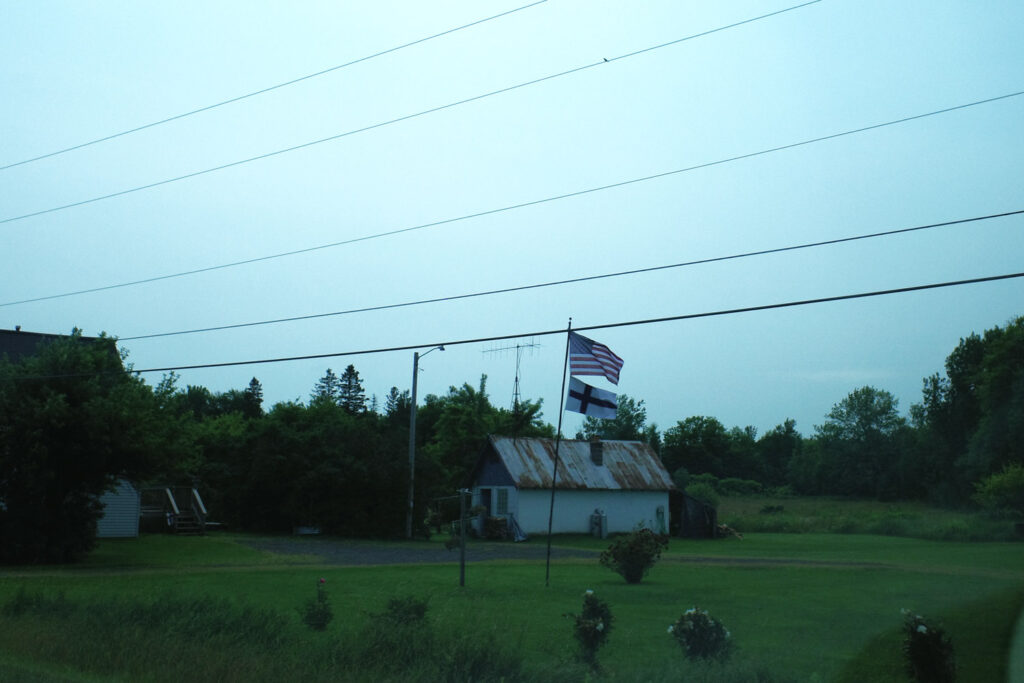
[0,332,174,563]
[814,386,907,498]
[580,395,658,447]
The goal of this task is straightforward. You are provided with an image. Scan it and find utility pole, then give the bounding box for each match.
[406,345,444,539]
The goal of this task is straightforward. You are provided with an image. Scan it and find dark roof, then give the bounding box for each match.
[0,329,117,364]
[484,435,675,491]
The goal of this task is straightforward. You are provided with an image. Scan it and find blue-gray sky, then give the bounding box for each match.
[2,0,1022,438]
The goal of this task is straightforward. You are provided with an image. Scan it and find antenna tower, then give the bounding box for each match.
[482,338,540,412]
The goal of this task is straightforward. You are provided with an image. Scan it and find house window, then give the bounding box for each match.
[496,488,509,516]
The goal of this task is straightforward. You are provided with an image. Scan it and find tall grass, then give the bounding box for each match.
[719,496,1021,541]
[0,590,540,683]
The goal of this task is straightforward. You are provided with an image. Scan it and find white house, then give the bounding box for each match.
[469,435,674,536]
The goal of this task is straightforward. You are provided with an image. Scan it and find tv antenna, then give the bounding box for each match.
[482,338,541,412]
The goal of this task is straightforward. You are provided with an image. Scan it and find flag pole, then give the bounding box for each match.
[545,318,572,587]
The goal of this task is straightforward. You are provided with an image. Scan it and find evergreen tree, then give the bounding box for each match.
[339,364,367,415]
[385,386,411,424]
[311,368,341,406]
[243,377,264,418]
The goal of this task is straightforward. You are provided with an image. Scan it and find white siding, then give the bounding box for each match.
[516,489,668,535]
[97,480,140,538]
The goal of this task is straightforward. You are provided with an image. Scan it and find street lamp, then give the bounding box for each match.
[407,345,444,539]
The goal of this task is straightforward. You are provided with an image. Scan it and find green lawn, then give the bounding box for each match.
[0,530,1021,682]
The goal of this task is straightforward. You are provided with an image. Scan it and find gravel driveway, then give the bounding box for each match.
[238,536,599,566]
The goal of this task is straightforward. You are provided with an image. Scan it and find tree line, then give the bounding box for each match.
[1,316,1020,562]
[583,316,1023,507]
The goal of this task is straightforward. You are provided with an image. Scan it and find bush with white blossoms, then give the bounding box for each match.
[669,607,733,661]
[566,590,613,668]
[901,609,955,683]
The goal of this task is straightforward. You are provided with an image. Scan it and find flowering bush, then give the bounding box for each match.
[599,526,669,584]
[565,590,613,668]
[901,609,955,683]
[668,607,733,661]
[300,577,333,631]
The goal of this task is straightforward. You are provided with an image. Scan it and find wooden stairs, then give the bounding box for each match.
[141,487,208,535]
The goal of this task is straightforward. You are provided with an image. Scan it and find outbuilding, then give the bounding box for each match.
[96,479,141,538]
[470,435,674,537]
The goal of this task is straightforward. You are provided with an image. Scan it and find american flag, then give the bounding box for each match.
[569,332,623,385]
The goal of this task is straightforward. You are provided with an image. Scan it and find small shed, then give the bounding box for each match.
[97,479,141,538]
[470,435,674,536]
[672,489,718,539]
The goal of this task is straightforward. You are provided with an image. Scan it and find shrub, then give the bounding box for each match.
[973,463,1024,517]
[378,595,429,625]
[359,595,434,669]
[669,607,733,661]
[690,472,720,490]
[299,577,333,631]
[599,526,669,584]
[686,482,721,509]
[719,478,764,496]
[901,609,955,683]
[566,590,613,668]
[483,516,509,540]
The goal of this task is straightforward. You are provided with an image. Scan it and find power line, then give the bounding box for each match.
[4,89,1021,310]
[116,209,1024,341]
[0,1,549,172]
[18,270,1015,380]
[0,0,822,226]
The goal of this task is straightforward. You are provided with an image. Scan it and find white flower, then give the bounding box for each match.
[596,621,604,632]
[668,625,675,634]
[685,608,697,615]
[917,624,928,634]
[585,589,594,595]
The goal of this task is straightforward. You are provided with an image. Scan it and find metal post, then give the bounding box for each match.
[406,352,420,539]
[459,488,467,587]
[545,319,573,587]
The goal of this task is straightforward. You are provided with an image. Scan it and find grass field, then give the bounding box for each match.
[718,495,1022,542]
[0,506,1022,682]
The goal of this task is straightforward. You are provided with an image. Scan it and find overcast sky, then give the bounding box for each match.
[3,0,1022,438]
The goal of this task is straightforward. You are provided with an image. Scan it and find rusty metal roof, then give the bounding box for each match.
[487,435,675,491]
